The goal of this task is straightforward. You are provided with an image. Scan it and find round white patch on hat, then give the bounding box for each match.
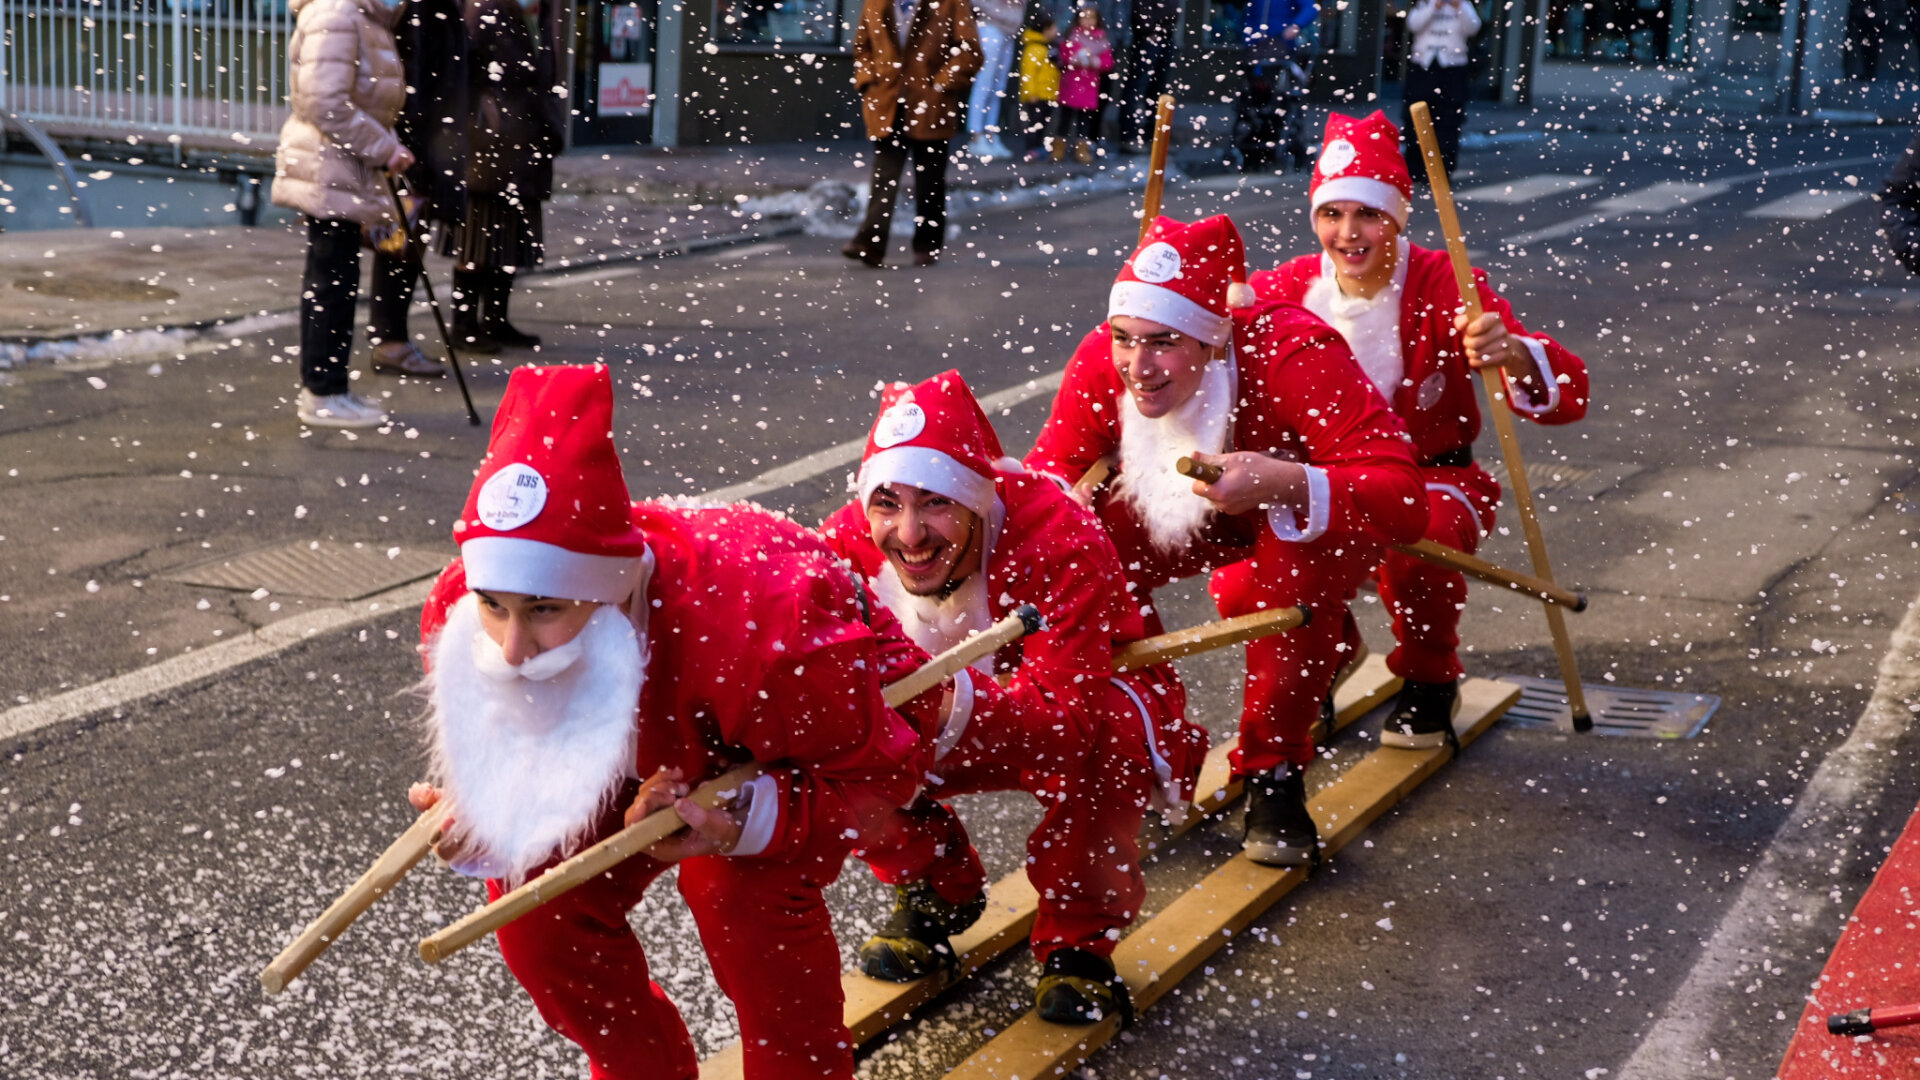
[1131,241,1183,284]
[476,462,548,531]
[1319,138,1357,178]
[873,402,927,449]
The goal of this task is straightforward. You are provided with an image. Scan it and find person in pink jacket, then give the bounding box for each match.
[1055,3,1113,164]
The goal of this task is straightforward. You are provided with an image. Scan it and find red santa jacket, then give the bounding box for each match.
[421,501,931,864]
[1026,297,1427,547]
[1251,244,1590,468]
[819,468,1203,790]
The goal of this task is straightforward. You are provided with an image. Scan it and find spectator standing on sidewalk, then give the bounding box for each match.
[966,0,1026,160]
[1399,0,1480,176]
[1057,3,1113,164]
[1881,129,1920,274]
[272,0,412,429]
[365,0,469,377]
[450,0,565,353]
[846,0,982,267]
[1119,0,1180,152]
[1016,5,1061,160]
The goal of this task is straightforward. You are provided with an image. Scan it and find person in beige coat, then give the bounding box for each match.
[843,0,981,267]
[272,0,415,429]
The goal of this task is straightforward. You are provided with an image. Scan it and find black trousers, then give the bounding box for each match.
[851,125,951,259]
[1402,62,1470,176]
[1121,28,1176,146]
[367,243,423,346]
[300,216,363,396]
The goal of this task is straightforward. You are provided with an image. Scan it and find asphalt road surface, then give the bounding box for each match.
[4,120,1920,1080]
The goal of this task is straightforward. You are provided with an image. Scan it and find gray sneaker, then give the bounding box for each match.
[298,389,388,429]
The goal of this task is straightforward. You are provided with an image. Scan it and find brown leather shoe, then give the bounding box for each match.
[370,340,446,377]
[913,251,939,267]
[842,243,884,268]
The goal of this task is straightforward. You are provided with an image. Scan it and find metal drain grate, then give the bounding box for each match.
[1494,675,1719,739]
[1483,462,1640,504]
[162,540,450,601]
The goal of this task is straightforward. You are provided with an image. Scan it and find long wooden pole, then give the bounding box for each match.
[1407,101,1592,732]
[417,604,1046,965]
[1113,605,1310,671]
[1138,94,1176,243]
[260,801,451,994]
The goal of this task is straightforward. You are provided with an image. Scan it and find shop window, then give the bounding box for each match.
[713,0,847,46]
[1545,0,1692,63]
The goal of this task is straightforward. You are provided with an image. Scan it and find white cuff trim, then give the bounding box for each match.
[726,773,782,857]
[1111,677,1181,814]
[932,669,976,762]
[1503,337,1559,416]
[1266,465,1331,543]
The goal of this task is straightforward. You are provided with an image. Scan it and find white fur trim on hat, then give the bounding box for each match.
[1311,175,1411,227]
[1109,280,1234,346]
[462,536,644,604]
[858,445,997,519]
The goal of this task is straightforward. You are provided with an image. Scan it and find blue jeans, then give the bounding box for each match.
[967,22,1017,140]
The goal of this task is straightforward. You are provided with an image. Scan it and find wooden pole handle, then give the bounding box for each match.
[1138,94,1176,244]
[260,801,451,994]
[1074,458,1115,500]
[1407,102,1591,731]
[1112,605,1311,671]
[1392,539,1586,612]
[1174,455,1224,484]
[418,605,1046,966]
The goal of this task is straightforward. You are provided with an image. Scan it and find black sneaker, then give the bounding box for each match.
[1035,948,1134,1025]
[1242,763,1318,867]
[858,880,986,982]
[1379,679,1461,751]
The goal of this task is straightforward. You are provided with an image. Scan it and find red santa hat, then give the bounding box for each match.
[452,364,647,605]
[1107,214,1254,347]
[856,370,1007,520]
[1309,110,1413,228]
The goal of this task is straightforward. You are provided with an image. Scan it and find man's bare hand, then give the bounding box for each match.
[1187,450,1308,517]
[627,767,746,862]
[1457,311,1523,373]
[408,783,476,864]
[1065,480,1096,511]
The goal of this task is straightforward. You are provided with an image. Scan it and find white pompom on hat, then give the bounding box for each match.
[1309,110,1414,228]
[453,365,647,604]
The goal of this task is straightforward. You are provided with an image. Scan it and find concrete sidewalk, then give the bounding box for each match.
[0,141,1132,350]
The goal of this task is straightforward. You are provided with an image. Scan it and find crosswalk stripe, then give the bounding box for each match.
[1744,188,1871,220]
[1504,180,1734,246]
[1454,174,1601,204]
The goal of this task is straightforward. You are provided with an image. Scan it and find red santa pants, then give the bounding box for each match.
[857,694,1157,962]
[1207,530,1384,776]
[1375,473,1499,686]
[488,824,857,1080]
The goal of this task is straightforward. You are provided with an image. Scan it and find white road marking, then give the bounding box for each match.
[530,263,647,289]
[1613,589,1920,1080]
[0,370,1068,743]
[1454,174,1600,204]
[1745,188,1871,220]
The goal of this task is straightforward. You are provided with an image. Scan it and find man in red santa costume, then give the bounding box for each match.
[407,364,936,1080]
[818,370,1205,1025]
[1250,110,1590,750]
[1026,214,1427,868]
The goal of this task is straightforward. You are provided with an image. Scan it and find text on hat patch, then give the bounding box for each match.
[476,463,549,531]
[873,402,927,448]
[1132,241,1183,284]
[1319,138,1357,178]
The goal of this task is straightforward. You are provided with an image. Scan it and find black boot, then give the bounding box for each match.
[449,269,501,355]
[1380,679,1461,751]
[481,268,540,348]
[1035,947,1134,1025]
[1242,763,1318,867]
[858,879,987,983]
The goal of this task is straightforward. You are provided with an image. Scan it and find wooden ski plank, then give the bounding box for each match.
[942,677,1522,1080]
[698,659,1402,1080]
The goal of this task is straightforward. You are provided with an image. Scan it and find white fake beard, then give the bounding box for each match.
[424,594,644,883]
[1112,357,1235,555]
[872,559,997,678]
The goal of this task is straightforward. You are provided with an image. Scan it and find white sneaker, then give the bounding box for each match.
[298,389,388,429]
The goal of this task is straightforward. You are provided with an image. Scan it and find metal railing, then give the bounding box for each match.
[2,0,292,155]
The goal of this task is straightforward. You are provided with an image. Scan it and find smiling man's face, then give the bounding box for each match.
[866,483,985,596]
[1313,199,1400,292]
[1110,315,1214,420]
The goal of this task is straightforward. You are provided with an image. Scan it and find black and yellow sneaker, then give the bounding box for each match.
[1242,763,1319,867]
[1379,678,1462,751]
[858,880,987,983]
[1034,948,1134,1025]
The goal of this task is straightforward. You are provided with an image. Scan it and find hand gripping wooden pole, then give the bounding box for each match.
[1138,94,1177,244]
[416,604,1047,966]
[260,801,452,994]
[1407,101,1593,732]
